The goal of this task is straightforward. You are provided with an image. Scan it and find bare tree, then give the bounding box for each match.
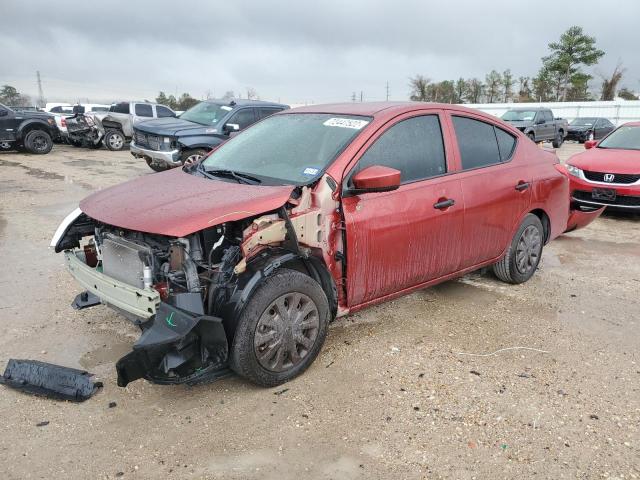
[246,87,258,100]
[485,70,502,103]
[409,75,431,101]
[502,69,515,102]
[467,78,484,103]
[600,64,625,101]
[221,90,235,101]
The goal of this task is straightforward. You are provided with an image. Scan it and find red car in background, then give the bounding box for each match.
[51,102,602,388]
[565,122,640,211]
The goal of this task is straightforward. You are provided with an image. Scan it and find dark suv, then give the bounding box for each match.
[131,99,289,171]
[0,103,58,154]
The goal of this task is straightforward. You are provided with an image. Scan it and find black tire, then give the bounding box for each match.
[493,214,544,284]
[104,129,126,151]
[527,132,536,143]
[230,269,330,387]
[145,158,170,172]
[69,138,83,147]
[24,129,53,154]
[180,148,208,167]
[552,131,563,148]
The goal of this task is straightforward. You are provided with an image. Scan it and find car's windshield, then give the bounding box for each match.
[502,110,538,121]
[201,113,371,185]
[571,117,597,126]
[598,125,640,151]
[180,102,233,126]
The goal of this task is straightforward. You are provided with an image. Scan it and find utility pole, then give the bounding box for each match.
[360,91,363,102]
[385,81,390,101]
[36,71,45,108]
[351,92,356,102]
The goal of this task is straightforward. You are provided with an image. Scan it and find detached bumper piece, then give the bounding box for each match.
[116,302,230,387]
[0,359,102,402]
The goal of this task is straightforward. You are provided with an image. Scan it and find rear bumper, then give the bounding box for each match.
[130,142,181,168]
[64,250,159,319]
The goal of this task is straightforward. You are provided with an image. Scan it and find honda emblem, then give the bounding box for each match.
[603,174,615,182]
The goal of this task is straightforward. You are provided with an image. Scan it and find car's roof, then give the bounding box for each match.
[204,99,288,108]
[622,121,640,127]
[287,101,492,117]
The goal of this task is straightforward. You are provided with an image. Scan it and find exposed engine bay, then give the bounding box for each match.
[53,182,342,387]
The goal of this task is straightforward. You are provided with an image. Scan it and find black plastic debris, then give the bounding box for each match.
[72,291,101,310]
[0,359,102,402]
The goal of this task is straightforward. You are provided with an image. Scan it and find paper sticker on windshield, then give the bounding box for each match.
[303,167,320,176]
[323,118,369,130]
[221,105,233,111]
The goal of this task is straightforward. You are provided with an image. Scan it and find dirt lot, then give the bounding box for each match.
[0,142,638,479]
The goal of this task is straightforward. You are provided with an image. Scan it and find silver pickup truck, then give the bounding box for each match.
[501,107,568,148]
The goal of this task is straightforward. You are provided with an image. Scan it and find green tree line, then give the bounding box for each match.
[409,26,639,104]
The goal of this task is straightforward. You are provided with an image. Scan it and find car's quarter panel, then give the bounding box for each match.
[445,112,532,267]
[342,178,464,305]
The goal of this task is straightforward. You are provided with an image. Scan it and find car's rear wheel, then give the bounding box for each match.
[24,129,53,154]
[104,129,126,151]
[552,132,563,148]
[181,148,208,167]
[144,158,170,172]
[493,214,544,284]
[527,132,536,143]
[230,269,330,387]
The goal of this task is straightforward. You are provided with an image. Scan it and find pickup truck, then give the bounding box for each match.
[66,101,177,150]
[0,103,58,154]
[501,108,568,148]
[131,99,289,171]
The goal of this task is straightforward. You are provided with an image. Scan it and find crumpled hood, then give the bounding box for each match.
[134,117,217,137]
[567,148,640,174]
[80,168,294,237]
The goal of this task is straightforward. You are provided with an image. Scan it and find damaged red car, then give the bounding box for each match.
[51,102,602,388]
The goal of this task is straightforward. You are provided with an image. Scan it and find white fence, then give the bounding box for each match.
[464,100,640,126]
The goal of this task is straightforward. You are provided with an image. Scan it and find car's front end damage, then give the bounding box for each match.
[51,173,342,387]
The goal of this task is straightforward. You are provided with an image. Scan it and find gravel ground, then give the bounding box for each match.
[0,142,638,479]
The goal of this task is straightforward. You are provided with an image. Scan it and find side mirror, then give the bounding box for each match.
[223,123,240,134]
[351,165,401,194]
[584,140,598,149]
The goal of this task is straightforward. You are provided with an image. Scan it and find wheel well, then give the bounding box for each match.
[530,209,551,243]
[20,122,52,140]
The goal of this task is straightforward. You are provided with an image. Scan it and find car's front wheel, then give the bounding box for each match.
[104,129,126,151]
[24,129,53,154]
[230,269,330,387]
[181,148,208,167]
[493,214,544,284]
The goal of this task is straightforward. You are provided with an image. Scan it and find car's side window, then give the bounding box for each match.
[156,106,174,118]
[544,110,553,122]
[452,116,504,170]
[228,108,257,129]
[112,103,130,114]
[257,107,282,120]
[494,127,517,161]
[135,104,153,117]
[353,115,446,184]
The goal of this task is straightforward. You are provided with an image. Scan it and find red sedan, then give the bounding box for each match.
[51,102,601,387]
[565,122,640,210]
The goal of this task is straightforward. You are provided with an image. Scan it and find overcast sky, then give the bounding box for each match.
[3,0,639,105]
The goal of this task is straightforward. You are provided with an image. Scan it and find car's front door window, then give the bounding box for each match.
[350,114,446,184]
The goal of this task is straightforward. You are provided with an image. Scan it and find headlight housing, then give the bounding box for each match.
[565,164,583,178]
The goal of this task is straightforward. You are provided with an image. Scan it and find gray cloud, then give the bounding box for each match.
[3,0,639,105]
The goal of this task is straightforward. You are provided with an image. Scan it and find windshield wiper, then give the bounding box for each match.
[202,167,262,185]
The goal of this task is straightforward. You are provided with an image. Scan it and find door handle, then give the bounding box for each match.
[515,182,530,192]
[433,198,455,210]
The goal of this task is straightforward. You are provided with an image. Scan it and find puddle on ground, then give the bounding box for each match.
[63,159,115,167]
[79,340,133,369]
[0,159,94,190]
[556,235,640,256]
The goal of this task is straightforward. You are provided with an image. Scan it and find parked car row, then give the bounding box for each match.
[0,103,57,154]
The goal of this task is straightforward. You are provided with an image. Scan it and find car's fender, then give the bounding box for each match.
[16,118,54,140]
[178,135,225,151]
